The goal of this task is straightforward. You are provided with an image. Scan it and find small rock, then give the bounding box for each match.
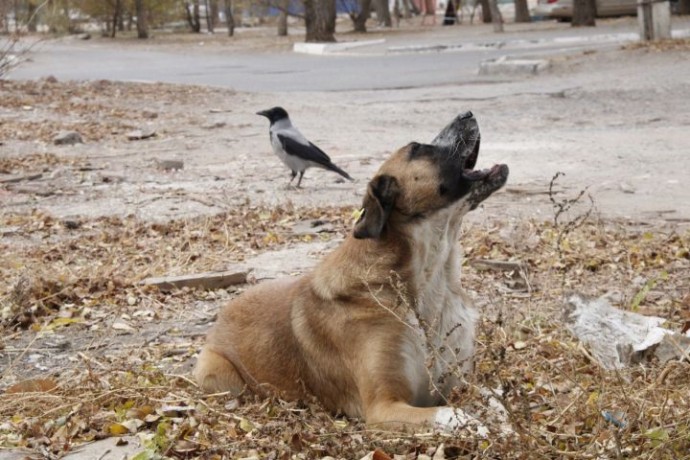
[292,219,335,235]
[161,405,194,417]
[203,121,227,129]
[156,159,184,171]
[78,33,91,40]
[44,75,58,84]
[224,399,240,411]
[620,182,636,194]
[126,129,156,141]
[62,220,81,230]
[142,110,158,119]
[0,226,20,236]
[53,131,83,146]
[112,321,135,333]
[513,340,527,350]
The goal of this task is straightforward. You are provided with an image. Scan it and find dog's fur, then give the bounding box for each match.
[194,114,508,432]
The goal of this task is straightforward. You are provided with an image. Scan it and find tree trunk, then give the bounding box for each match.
[210,0,219,26]
[479,0,492,22]
[401,0,412,17]
[135,0,148,38]
[224,0,234,35]
[27,0,37,32]
[354,0,372,32]
[117,6,125,31]
[572,0,596,26]
[373,0,392,26]
[185,0,202,32]
[489,0,503,31]
[111,0,121,37]
[304,0,336,42]
[205,0,214,32]
[277,0,289,36]
[514,0,531,22]
[63,0,74,33]
[679,0,690,14]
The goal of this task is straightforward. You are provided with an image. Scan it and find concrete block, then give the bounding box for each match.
[293,39,385,55]
[478,56,550,76]
[638,0,671,41]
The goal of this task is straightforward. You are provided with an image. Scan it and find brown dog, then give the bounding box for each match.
[194,112,508,432]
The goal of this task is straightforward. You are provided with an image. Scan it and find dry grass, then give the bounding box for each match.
[1,199,689,458]
[623,38,690,52]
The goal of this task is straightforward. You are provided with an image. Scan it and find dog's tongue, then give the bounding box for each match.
[463,164,505,182]
[462,167,490,181]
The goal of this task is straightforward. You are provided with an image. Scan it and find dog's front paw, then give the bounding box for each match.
[434,407,489,438]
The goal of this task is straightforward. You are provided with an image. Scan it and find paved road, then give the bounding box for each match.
[8,20,671,92]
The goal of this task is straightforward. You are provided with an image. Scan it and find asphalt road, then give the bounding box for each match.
[7,29,626,92]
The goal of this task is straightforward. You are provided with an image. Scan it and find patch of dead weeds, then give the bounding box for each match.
[1,204,689,458]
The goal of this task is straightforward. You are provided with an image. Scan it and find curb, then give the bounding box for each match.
[385,27,690,55]
[293,39,386,55]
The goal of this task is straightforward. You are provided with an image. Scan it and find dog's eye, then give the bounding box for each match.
[439,185,448,196]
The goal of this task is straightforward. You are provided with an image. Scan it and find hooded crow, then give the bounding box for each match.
[257,107,353,188]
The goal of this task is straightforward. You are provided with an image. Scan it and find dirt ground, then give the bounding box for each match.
[1,29,690,459]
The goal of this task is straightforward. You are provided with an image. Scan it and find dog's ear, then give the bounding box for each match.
[353,175,400,239]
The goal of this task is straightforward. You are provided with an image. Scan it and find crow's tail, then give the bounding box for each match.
[325,162,354,181]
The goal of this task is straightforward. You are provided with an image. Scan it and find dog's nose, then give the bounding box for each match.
[431,111,479,151]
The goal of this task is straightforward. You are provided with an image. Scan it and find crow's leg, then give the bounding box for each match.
[288,171,297,185]
[296,171,305,188]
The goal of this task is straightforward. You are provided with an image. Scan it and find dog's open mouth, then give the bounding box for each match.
[459,137,509,208]
[463,164,509,183]
[461,137,508,188]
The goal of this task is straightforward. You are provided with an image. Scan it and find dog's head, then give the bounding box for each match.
[354,114,508,239]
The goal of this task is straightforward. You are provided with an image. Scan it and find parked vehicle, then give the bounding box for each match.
[533,0,638,19]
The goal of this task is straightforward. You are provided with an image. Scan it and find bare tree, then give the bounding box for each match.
[304,0,336,42]
[110,0,122,37]
[210,0,219,27]
[204,0,214,32]
[277,0,289,35]
[372,0,392,26]
[135,0,148,38]
[224,0,234,35]
[679,0,690,14]
[353,0,372,31]
[1,36,20,77]
[572,0,596,26]
[479,0,491,22]
[185,0,202,32]
[514,0,531,22]
[1,5,44,77]
[488,0,503,31]
[26,0,38,32]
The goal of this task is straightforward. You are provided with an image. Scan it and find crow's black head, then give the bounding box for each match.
[257,107,289,124]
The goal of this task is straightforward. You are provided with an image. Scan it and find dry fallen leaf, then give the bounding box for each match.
[5,378,58,394]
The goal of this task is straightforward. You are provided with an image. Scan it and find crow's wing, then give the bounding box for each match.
[277,133,333,166]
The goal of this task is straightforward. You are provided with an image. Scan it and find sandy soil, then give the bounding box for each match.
[2,38,690,229]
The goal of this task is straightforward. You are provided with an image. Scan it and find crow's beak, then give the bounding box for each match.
[256,110,269,118]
